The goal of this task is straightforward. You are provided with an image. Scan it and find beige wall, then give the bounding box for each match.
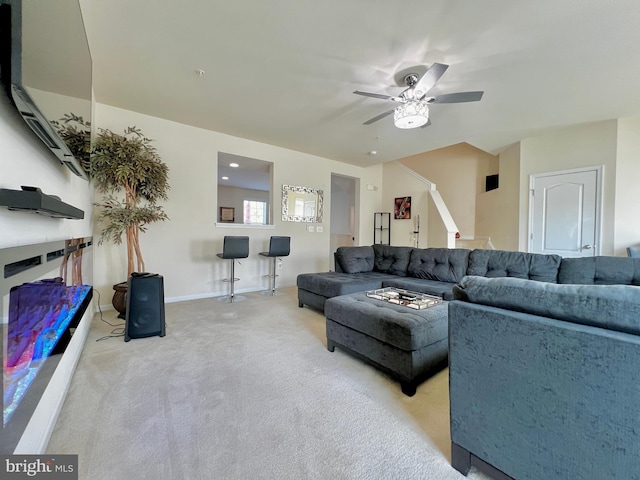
[217,185,269,224]
[615,115,640,255]
[386,119,638,256]
[93,103,382,306]
[381,162,431,247]
[398,143,498,239]
[476,143,520,251]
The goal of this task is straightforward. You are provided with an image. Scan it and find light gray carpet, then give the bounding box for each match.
[47,287,490,480]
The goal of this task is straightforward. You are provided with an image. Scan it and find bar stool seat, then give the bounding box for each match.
[217,236,249,303]
[259,236,290,296]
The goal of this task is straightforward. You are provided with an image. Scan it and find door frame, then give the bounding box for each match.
[528,165,603,256]
[329,173,359,266]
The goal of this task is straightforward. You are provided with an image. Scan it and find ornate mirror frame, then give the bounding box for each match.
[281,184,323,223]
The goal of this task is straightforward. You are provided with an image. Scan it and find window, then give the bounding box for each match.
[244,200,267,225]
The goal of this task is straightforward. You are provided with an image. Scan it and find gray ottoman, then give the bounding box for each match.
[324,291,448,396]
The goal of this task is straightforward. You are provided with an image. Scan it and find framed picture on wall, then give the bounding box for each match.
[220,207,235,223]
[394,196,411,219]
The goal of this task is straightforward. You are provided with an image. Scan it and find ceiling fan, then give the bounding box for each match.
[353,63,483,129]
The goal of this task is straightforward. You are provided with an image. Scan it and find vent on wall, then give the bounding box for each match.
[485,174,499,192]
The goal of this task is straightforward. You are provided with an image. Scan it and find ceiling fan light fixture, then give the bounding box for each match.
[394,100,429,129]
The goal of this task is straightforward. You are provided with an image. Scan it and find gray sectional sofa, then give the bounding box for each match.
[297,244,562,311]
[449,272,640,480]
[299,245,640,479]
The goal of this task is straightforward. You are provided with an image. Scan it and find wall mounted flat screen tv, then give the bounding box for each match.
[0,0,92,179]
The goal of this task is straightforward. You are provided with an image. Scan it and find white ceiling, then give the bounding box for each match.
[79,0,640,167]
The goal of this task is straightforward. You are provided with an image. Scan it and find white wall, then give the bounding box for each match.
[0,87,93,248]
[93,103,382,306]
[614,115,640,255]
[519,120,619,254]
[0,79,93,454]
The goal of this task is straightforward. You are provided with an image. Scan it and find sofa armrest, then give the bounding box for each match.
[449,300,640,480]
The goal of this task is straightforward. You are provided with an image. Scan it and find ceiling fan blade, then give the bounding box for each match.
[420,118,432,129]
[363,109,395,125]
[429,91,484,104]
[413,63,449,98]
[353,90,393,101]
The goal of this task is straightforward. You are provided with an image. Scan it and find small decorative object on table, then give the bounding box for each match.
[366,287,442,309]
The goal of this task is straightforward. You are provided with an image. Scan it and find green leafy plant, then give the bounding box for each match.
[91,126,170,277]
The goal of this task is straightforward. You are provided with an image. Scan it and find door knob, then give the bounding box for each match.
[581,244,592,250]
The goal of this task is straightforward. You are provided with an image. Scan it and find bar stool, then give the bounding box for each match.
[216,236,249,303]
[259,236,290,296]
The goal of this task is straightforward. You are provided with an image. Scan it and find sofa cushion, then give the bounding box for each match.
[372,245,413,277]
[296,271,392,298]
[335,246,374,274]
[453,275,640,335]
[467,249,561,283]
[407,248,470,283]
[558,256,640,285]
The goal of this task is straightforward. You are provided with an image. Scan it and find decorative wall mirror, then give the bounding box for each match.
[281,185,323,223]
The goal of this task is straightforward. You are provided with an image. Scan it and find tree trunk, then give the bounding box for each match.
[133,224,145,273]
[125,182,138,277]
[126,224,135,277]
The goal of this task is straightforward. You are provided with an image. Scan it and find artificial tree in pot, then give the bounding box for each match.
[91,126,170,315]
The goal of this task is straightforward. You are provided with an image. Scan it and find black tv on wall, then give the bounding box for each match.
[0,0,91,180]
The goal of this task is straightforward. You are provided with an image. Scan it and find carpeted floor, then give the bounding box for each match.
[47,287,490,480]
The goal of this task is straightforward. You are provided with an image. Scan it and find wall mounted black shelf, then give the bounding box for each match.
[0,186,84,219]
[374,212,391,245]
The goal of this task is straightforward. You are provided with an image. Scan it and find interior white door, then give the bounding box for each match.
[529,168,600,257]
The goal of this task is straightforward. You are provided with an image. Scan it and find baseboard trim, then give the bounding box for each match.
[99,283,296,311]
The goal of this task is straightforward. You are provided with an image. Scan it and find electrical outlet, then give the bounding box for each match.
[316,226,324,233]
[307,225,315,232]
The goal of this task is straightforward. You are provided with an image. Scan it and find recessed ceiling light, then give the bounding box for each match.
[369,150,377,155]
[229,163,239,168]
[195,69,205,76]
[222,176,229,180]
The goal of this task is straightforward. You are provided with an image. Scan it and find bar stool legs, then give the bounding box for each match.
[262,256,281,296]
[216,236,249,303]
[259,236,291,296]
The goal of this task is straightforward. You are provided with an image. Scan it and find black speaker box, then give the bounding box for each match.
[125,272,166,342]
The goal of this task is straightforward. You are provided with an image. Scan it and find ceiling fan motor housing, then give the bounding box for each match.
[353,63,483,127]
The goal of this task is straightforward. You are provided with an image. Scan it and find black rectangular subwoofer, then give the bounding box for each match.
[125,272,166,342]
